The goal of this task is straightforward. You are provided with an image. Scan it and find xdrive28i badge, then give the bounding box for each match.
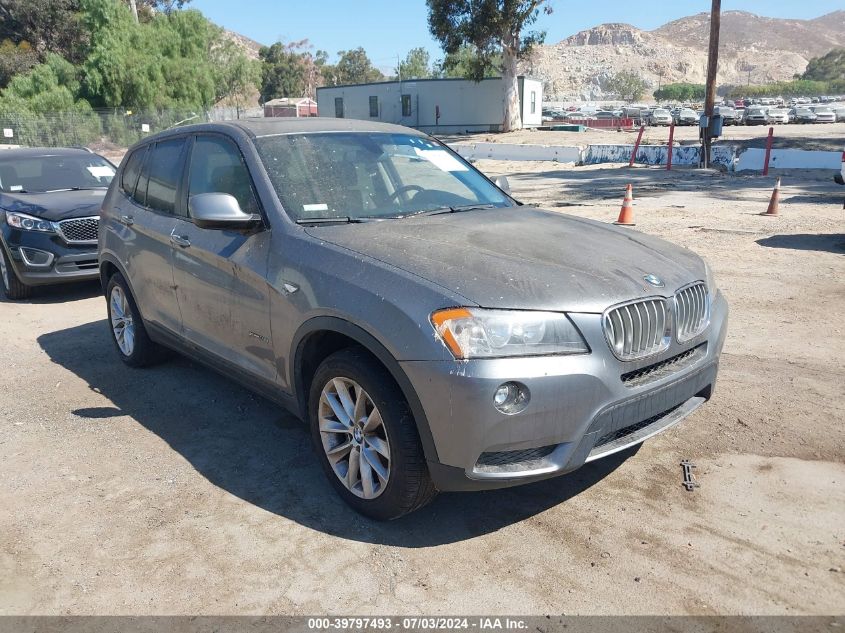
[643,274,665,287]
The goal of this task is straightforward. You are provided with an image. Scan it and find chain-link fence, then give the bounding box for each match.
[0,106,263,150]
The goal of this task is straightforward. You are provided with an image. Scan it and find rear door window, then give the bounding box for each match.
[144,138,187,214]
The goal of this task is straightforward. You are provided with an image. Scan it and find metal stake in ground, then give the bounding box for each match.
[763,126,774,176]
[667,123,675,171]
[681,460,700,491]
[629,126,645,167]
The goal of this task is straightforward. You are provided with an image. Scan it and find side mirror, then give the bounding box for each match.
[189,193,262,230]
[494,176,511,195]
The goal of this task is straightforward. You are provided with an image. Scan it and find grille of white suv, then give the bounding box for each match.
[603,298,670,361]
[675,282,709,342]
[57,216,99,244]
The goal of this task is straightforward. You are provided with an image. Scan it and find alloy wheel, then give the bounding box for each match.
[110,285,135,356]
[318,377,391,499]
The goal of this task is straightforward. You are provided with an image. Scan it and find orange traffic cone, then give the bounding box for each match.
[761,177,780,217]
[614,184,635,225]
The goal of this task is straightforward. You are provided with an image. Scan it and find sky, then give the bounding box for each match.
[190,0,841,73]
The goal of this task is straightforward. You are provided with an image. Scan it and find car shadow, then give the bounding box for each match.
[756,233,845,253]
[0,279,101,305]
[38,319,637,546]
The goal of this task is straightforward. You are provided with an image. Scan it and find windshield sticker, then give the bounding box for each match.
[413,148,468,172]
[303,203,329,212]
[87,166,115,179]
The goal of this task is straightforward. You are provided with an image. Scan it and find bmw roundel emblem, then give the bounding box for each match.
[643,274,664,288]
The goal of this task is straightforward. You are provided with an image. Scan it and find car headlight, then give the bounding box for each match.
[5,211,57,233]
[431,308,589,359]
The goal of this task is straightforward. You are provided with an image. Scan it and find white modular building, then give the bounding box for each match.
[316,76,543,133]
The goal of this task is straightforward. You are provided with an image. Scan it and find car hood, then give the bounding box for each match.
[0,189,106,221]
[305,207,707,312]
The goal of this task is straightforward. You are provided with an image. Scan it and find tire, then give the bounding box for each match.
[308,347,437,520]
[105,272,167,367]
[0,244,32,300]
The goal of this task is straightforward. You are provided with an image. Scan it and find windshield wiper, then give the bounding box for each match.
[295,216,373,226]
[393,203,498,219]
[36,186,108,193]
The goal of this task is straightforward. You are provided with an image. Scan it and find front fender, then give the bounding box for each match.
[290,315,440,463]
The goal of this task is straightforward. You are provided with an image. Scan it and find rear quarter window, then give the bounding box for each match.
[120,147,146,197]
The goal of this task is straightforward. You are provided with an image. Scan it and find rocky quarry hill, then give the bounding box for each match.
[523,10,845,101]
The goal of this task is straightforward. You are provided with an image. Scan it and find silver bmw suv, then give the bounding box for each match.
[99,118,728,519]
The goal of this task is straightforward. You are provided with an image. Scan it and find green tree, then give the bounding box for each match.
[436,44,501,78]
[605,70,649,102]
[653,83,706,102]
[397,47,432,80]
[801,48,845,82]
[333,47,383,85]
[0,0,85,63]
[426,0,551,131]
[79,0,234,109]
[726,79,834,99]
[0,53,89,113]
[212,38,260,110]
[259,42,308,101]
[0,39,39,87]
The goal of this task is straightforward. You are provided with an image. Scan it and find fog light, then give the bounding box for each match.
[19,247,53,268]
[493,381,530,415]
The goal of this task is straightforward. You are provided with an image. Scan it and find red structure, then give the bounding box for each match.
[263,98,318,118]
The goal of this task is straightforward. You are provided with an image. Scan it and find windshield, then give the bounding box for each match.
[255,132,512,222]
[0,154,115,193]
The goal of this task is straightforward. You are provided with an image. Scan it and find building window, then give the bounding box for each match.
[369,96,379,118]
[530,91,536,114]
[401,94,412,117]
[334,97,344,118]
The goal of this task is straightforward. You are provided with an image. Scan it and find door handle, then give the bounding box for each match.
[170,234,191,248]
[119,214,134,226]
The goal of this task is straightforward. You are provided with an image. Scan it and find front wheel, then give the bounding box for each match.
[309,348,437,520]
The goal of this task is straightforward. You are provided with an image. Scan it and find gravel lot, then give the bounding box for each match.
[1,160,844,615]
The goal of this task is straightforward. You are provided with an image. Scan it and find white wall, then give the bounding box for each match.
[736,148,842,171]
[316,77,544,133]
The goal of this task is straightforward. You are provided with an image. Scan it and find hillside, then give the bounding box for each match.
[224,29,263,60]
[524,11,845,101]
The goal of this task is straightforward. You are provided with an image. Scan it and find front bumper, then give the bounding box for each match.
[0,226,99,286]
[402,291,729,491]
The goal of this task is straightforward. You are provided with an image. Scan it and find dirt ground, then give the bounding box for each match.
[448,121,845,152]
[1,161,844,616]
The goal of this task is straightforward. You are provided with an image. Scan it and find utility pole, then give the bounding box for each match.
[702,0,721,168]
[128,0,139,22]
